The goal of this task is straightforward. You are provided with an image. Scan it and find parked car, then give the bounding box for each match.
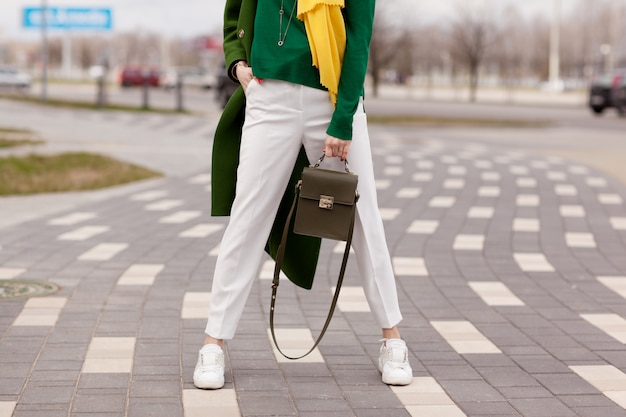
[588,68,626,115]
[0,67,32,90]
[161,67,216,90]
[118,66,160,87]
[613,74,626,117]
[215,65,239,108]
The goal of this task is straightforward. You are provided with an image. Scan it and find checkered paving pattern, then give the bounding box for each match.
[2,127,626,417]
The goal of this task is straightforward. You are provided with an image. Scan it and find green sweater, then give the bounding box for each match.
[250,0,375,141]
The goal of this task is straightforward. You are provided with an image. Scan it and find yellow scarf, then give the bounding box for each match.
[297,0,346,106]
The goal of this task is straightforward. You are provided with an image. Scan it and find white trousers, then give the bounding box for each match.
[205,80,402,339]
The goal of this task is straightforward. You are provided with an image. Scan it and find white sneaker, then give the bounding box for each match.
[193,344,225,389]
[378,338,412,386]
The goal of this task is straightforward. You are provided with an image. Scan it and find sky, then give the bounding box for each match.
[0,0,575,41]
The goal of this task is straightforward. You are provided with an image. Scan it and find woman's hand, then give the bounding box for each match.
[324,135,351,161]
[235,63,255,92]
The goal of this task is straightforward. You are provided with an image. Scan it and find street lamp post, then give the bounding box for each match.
[548,0,561,91]
[41,0,48,102]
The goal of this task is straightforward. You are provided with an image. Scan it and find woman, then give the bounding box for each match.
[194,0,412,389]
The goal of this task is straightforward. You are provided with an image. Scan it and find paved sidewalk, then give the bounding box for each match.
[2,105,626,416]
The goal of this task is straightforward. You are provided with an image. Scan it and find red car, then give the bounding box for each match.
[119,67,160,87]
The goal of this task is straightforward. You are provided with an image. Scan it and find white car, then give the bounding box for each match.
[0,67,32,90]
[162,67,216,90]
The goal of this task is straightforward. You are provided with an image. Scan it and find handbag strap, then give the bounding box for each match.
[269,180,355,360]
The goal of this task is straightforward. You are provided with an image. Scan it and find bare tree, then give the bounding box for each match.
[448,5,497,102]
[369,0,409,97]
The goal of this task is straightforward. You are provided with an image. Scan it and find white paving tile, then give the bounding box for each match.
[597,276,626,300]
[586,177,608,187]
[478,186,501,197]
[380,208,401,221]
[375,179,392,190]
[259,259,289,280]
[581,314,626,344]
[82,337,136,373]
[144,199,184,211]
[412,172,434,182]
[546,156,565,164]
[130,190,168,201]
[514,253,555,272]
[396,188,422,198]
[560,205,585,218]
[469,282,525,306]
[0,402,17,417]
[333,241,355,254]
[474,160,493,169]
[179,223,224,238]
[48,212,97,226]
[555,185,578,196]
[516,195,540,207]
[209,244,221,256]
[566,232,596,248]
[428,196,456,208]
[57,225,110,241]
[12,297,67,326]
[408,220,439,234]
[267,328,324,362]
[570,365,626,408]
[509,166,529,175]
[333,286,370,312]
[391,377,467,417]
[385,155,404,164]
[159,211,202,224]
[448,166,467,176]
[78,243,128,261]
[431,321,501,354]
[183,389,241,417]
[516,177,537,188]
[453,234,484,250]
[546,171,567,181]
[416,160,434,170]
[441,156,458,164]
[384,166,403,176]
[599,194,623,205]
[117,264,164,286]
[393,257,428,276]
[0,268,26,279]
[443,179,465,189]
[610,218,626,230]
[530,160,550,169]
[467,207,494,219]
[513,218,540,232]
[188,173,212,184]
[181,292,211,319]
[569,165,590,174]
[481,172,500,181]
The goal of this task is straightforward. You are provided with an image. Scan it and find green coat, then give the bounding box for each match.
[211,0,321,289]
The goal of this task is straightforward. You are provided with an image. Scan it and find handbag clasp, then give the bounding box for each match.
[319,195,334,210]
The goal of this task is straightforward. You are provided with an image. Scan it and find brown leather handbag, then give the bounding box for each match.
[270,155,359,359]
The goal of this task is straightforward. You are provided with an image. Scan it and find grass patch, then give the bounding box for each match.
[0,127,45,148]
[368,115,554,128]
[0,138,44,148]
[0,152,161,196]
[0,94,189,114]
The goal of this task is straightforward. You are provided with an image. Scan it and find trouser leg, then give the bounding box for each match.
[299,92,403,329]
[205,80,304,339]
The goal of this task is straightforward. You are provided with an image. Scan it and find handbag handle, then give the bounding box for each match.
[269,170,356,360]
[313,154,352,173]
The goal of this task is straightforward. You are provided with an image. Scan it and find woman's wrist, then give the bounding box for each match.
[230,60,248,82]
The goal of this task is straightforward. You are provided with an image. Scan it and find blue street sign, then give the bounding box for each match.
[23,7,113,30]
